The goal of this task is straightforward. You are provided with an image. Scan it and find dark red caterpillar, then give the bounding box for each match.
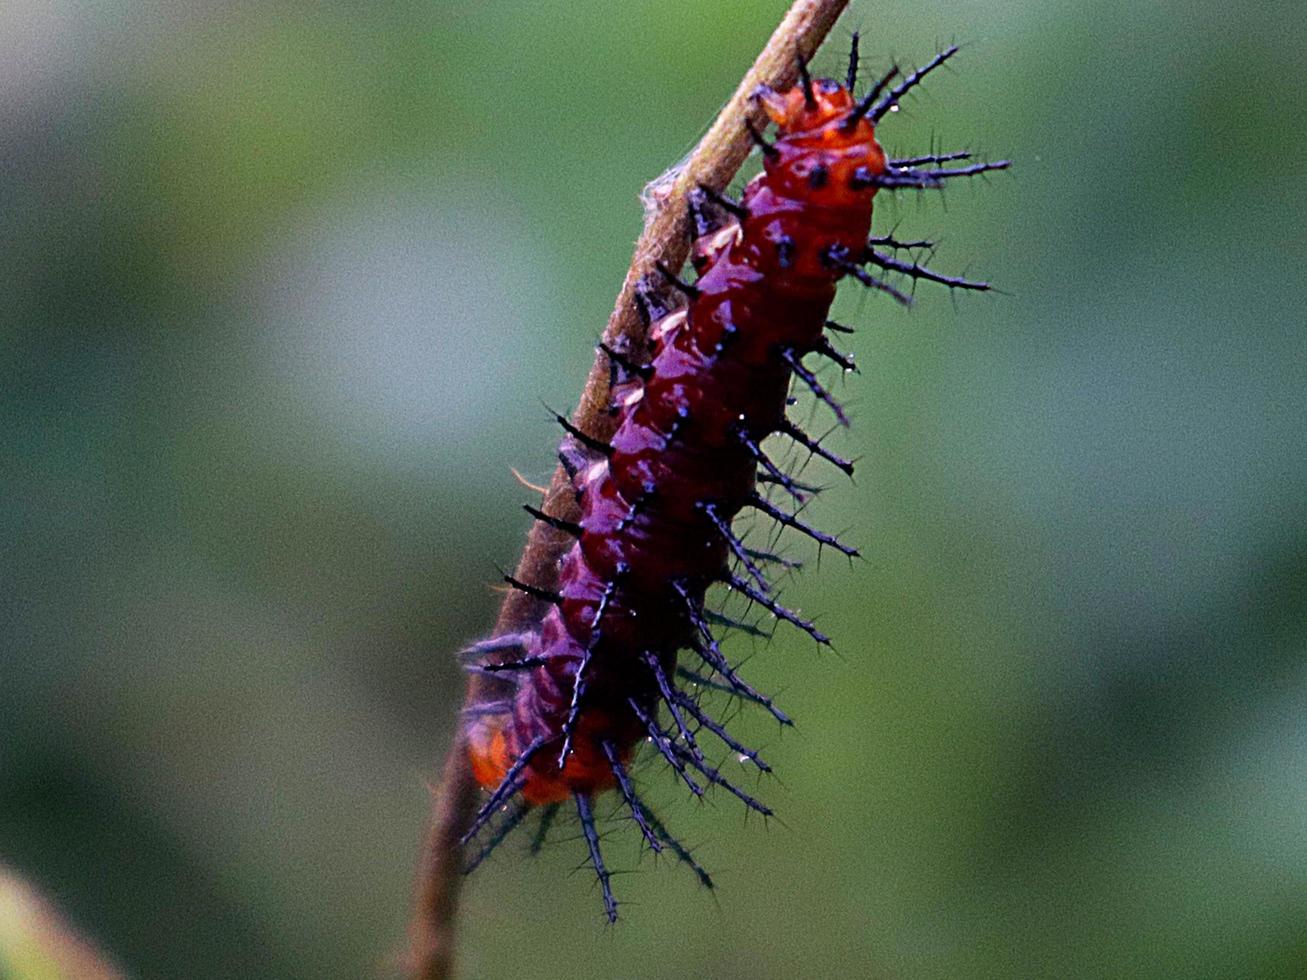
[461,38,1007,920]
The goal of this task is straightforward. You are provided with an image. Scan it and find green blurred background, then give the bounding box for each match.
[3,1,1305,977]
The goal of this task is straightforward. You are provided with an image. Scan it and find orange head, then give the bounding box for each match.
[752,75,888,201]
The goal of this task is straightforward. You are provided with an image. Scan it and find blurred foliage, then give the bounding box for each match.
[0,867,121,980]
[2,1,1305,978]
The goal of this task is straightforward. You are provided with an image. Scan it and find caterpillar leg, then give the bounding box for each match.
[641,805,714,890]
[459,631,544,679]
[457,632,534,663]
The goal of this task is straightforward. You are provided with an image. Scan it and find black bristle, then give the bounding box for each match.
[598,341,653,381]
[840,261,914,306]
[641,806,714,889]
[528,802,560,856]
[503,575,564,606]
[722,572,831,647]
[797,47,816,108]
[464,800,530,874]
[738,427,809,501]
[556,645,593,768]
[813,336,857,372]
[696,183,748,220]
[559,578,619,766]
[670,742,773,816]
[524,504,583,538]
[602,740,663,853]
[556,413,615,456]
[876,159,1012,190]
[871,45,961,123]
[778,418,855,475]
[704,608,771,639]
[654,260,701,298]
[574,793,618,923]
[865,248,993,292]
[747,492,860,559]
[867,233,936,251]
[633,275,673,326]
[628,695,704,797]
[701,500,770,593]
[686,189,720,240]
[890,150,973,168]
[475,656,547,674]
[644,650,704,761]
[461,734,548,846]
[844,65,899,130]
[745,119,779,159]
[671,688,771,771]
[780,346,851,426]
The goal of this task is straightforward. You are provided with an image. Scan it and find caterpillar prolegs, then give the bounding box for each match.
[461,39,1008,920]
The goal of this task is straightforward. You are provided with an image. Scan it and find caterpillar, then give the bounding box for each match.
[460,37,1008,920]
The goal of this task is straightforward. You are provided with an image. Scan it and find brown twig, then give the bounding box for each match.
[406,3,850,977]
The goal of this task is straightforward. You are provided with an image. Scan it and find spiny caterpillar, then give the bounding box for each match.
[460,37,1008,920]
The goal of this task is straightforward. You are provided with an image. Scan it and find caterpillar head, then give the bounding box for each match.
[755,76,856,134]
[752,77,887,201]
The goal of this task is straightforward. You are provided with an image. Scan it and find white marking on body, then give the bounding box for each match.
[652,309,688,344]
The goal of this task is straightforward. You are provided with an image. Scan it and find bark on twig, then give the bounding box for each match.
[406,3,850,976]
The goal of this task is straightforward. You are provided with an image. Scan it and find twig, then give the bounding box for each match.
[406,3,850,976]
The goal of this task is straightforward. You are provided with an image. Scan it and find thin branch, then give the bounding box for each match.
[406,3,851,977]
